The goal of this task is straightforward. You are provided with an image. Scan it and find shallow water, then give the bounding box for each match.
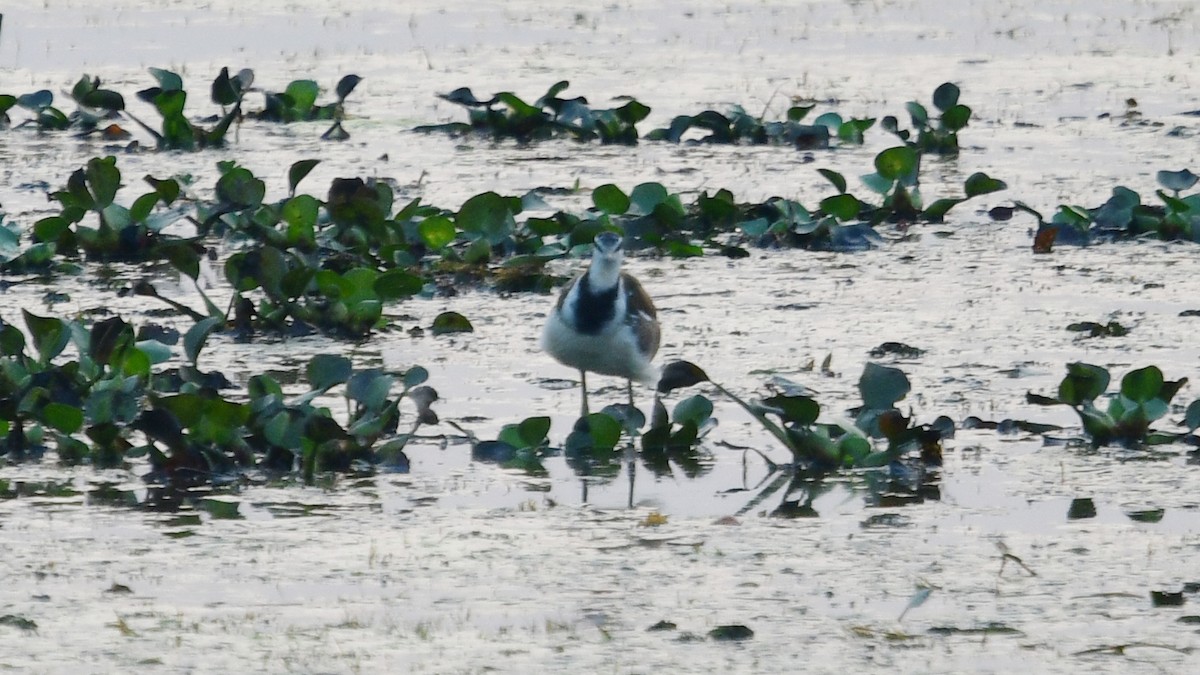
[3,1,1200,672]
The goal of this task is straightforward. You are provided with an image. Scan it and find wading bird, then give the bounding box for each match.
[541,232,660,416]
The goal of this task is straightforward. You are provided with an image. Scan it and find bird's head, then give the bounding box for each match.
[592,231,625,265]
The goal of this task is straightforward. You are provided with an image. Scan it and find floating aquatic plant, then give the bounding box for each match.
[415,80,649,144]
[1016,168,1200,247]
[0,311,437,485]
[1028,363,1193,447]
[657,360,949,471]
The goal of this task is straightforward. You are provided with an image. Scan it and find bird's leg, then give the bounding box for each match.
[626,379,635,408]
[579,369,590,417]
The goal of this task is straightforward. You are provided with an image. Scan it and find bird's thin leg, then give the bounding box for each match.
[579,369,590,417]
[626,379,635,408]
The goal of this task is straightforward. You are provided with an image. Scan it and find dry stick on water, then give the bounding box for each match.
[995,541,1037,577]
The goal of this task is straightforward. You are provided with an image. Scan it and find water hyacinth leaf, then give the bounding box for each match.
[282,194,319,237]
[288,159,320,196]
[593,184,630,215]
[43,403,84,434]
[418,216,456,249]
[336,74,363,102]
[89,316,131,365]
[374,270,424,300]
[149,67,184,92]
[517,416,551,447]
[817,169,847,194]
[249,373,283,400]
[812,111,842,132]
[17,90,54,110]
[403,366,429,389]
[860,172,894,195]
[762,394,820,426]
[664,240,703,258]
[922,198,964,222]
[120,346,151,377]
[457,191,514,244]
[184,316,223,365]
[216,166,266,208]
[23,310,70,362]
[906,101,929,126]
[964,172,1007,198]
[859,363,911,410]
[820,193,861,221]
[1156,169,1199,193]
[629,182,669,216]
[431,311,473,335]
[941,104,972,131]
[932,82,961,111]
[1186,400,1200,431]
[657,360,710,393]
[673,395,713,427]
[144,176,180,204]
[739,218,770,237]
[346,369,393,410]
[1119,366,1164,403]
[86,156,121,209]
[0,323,27,356]
[307,354,353,391]
[285,80,320,113]
[1058,362,1110,406]
[134,339,172,365]
[409,386,439,424]
[211,67,240,106]
[439,87,488,107]
[874,146,919,181]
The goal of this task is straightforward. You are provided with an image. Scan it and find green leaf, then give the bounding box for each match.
[89,316,131,366]
[593,184,630,214]
[431,311,473,335]
[517,416,551,447]
[1120,366,1164,403]
[282,194,319,237]
[762,394,819,426]
[211,67,240,106]
[874,146,919,181]
[403,366,429,389]
[215,166,266,208]
[941,104,972,131]
[964,172,1008,198]
[673,395,713,427]
[346,369,394,410]
[22,310,69,362]
[922,198,964,222]
[574,412,622,450]
[418,216,456,249]
[858,363,911,410]
[819,194,862,221]
[184,316,223,365]
[336,74,363,102]
[1058,362,1110,406]
[284,79,320,113]
[307,354,353,391]
[817,168,847,194]
[932,82,961,111]
[1156,169,1199,193]
[457,192,515,244]
[43,403,84,434]
[288,159,320,195]
[1185,399,1200,431]
[629,182,669,216]
[374,270,424,300]
[149,67,184,92]
[85,156,121,209]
